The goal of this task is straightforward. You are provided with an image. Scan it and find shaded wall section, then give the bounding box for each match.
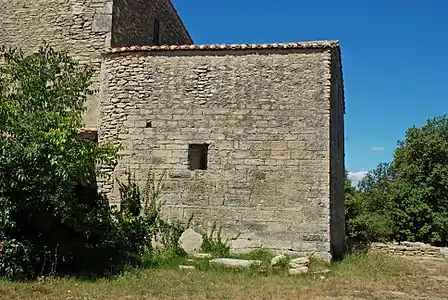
[330,48,345,260]
[111,0,193,47]
[99,45,343,259]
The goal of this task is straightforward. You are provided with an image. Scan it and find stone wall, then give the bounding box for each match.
[0,0,192,127]
[99,43,344,260]
[0,0,114,127]
[112,0,193,47]
[370,242,448,261]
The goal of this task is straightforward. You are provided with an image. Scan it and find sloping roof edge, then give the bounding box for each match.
[166,1,194,44]
[103,40,340,54]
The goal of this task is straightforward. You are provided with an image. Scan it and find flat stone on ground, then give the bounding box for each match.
[210,258,262,268]
[289,266,309,275]
[179,265,196,270]
[192,253,213,259]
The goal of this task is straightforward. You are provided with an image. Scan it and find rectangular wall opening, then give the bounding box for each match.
[188,144,209,170]
[153,18,160,45]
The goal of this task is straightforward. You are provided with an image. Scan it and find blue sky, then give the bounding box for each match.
[172,0,448,184]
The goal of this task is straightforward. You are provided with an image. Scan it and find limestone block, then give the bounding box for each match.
[289,267,309,275]
[210,258,262,268]
[192,253,213,259]
[441,248,448,259]
[92,14,112,32]
[179,265,196,270]
[289,257,310,268]
[178,228,203,255]
[271,254,287,267]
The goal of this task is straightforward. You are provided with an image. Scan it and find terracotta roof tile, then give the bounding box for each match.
[103,40,339,54]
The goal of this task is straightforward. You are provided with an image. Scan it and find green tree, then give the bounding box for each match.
[345,168,394,242]
[392,115,448,245]
[0,45,118,278]
[345,115,448,246]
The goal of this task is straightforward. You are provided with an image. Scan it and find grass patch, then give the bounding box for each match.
[228,249,274,261]
[331,252,415,279]
[140,249,188,269]
[0,252,447,300]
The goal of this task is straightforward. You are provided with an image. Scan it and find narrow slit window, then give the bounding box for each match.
[188,144,209,170]
[153,18,161,45]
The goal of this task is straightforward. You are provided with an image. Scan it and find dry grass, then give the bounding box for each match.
[1,252,448,300]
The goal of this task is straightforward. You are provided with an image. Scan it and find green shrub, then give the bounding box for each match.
[0,45,152,279]
[115,169,193,258]
[201,223,240,257]
[0,239,31,280]
[345,167,395,243]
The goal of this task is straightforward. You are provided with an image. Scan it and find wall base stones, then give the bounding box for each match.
[370,242,448,261]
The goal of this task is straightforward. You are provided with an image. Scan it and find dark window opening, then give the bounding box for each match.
[188,144,209,170]
[153,18,161,45]
[146,121,152,128]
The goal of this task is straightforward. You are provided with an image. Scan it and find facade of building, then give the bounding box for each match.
[1,1,345,260]
[0,0,192,127]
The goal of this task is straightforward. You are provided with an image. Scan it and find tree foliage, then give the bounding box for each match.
[345,115,448,246]
[345,167,394,243]
[0,45,144,279]
[392,115,448,245]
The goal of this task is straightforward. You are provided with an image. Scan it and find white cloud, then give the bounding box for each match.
[371,147,385,152]
[348,171,367,187]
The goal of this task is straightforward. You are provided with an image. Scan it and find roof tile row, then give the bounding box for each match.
[103,40,339,54]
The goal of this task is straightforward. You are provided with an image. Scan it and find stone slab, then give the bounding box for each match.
[209,258,262,268]
[289,266,309,275]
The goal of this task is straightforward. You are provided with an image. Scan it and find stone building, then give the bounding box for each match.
[0,0,192,127]
[1,1,345,260]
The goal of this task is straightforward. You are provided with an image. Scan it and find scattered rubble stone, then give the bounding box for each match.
[210,258,262,268]
[192,253,213,259]
[271,254,287,267]
[289,257,310,268]
[288,267,309,275]
[371,242,448,260]
[178,228,203,255]
[179,265,196,270]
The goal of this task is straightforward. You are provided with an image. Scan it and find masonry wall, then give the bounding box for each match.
[111,0,193,47]
[0,0,115,127]
[370,242,448,261]
[99,48,340,259]
[0,0,192,127]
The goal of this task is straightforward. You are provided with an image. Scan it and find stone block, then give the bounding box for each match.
[289,257,310,268]
[178,229,203,255]
[92,14,112,32]
[210,258,262,268]
[288,267,308,275]
[271,255,287,267]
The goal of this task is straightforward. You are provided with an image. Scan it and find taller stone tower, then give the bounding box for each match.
[0,0,193,127]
